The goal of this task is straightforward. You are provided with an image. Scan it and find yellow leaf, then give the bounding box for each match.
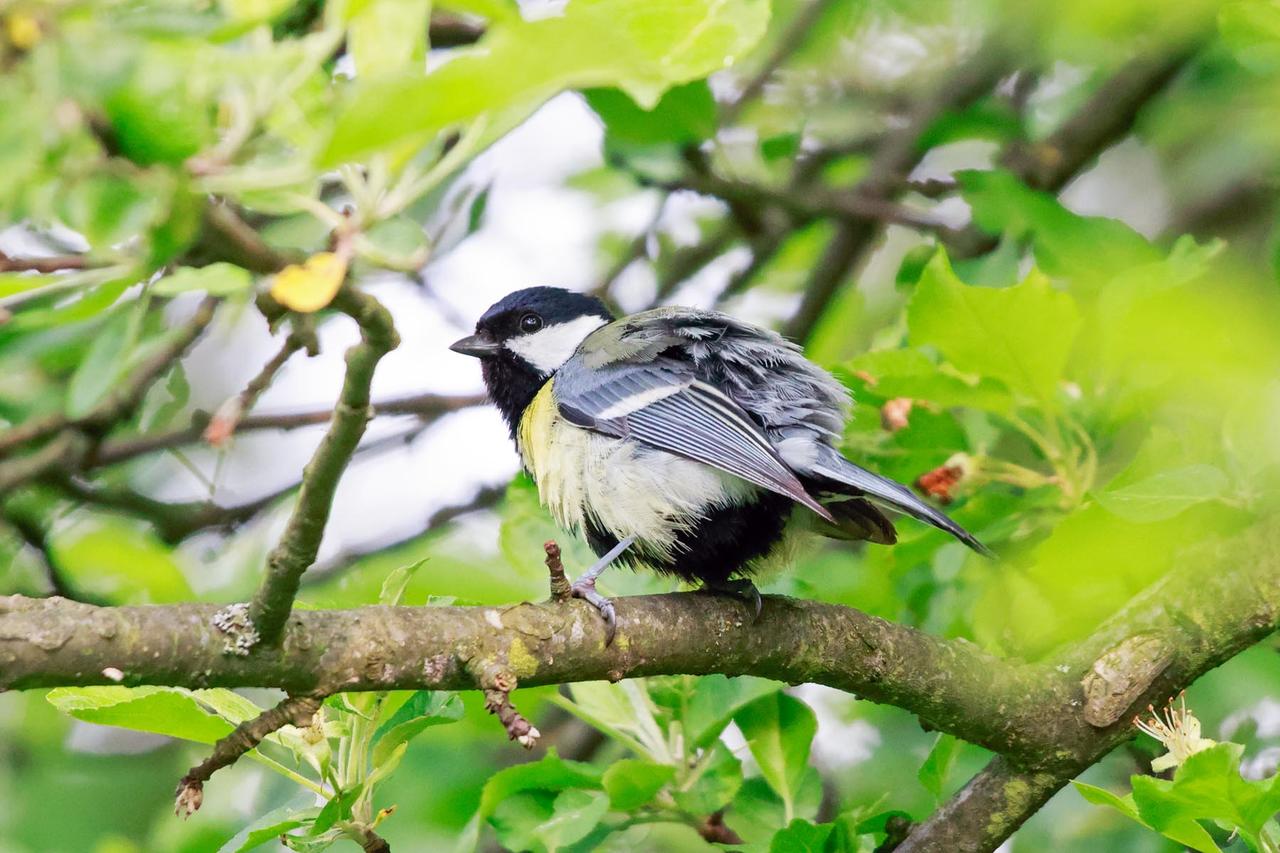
[5,13,41,50]
[270,252,347,313]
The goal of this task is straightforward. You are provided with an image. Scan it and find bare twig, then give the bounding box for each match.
[204,330,312,448]
[90,391,484,469]
[0,250,89,273]
[472,662,540,749]
[175,694,323,817]
[247,288,399,646]
[545,540,571,601]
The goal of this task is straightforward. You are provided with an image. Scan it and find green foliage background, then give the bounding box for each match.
[1,0,1280,850]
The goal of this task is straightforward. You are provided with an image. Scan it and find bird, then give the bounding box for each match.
[450,286,991,640]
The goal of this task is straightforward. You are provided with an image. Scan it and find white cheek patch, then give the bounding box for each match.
[506,315,608,373]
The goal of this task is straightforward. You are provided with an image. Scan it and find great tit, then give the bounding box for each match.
[451,287,990,638]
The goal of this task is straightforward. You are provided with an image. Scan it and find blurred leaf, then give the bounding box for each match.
[50,517,193,604]
[137,363,190,432]
[769,819,834,852]
[370,690,464,765]
[65,308,133,418]
[152,263,254,297]
[918,733,960,801]
[219,0,297,23]
[1220,0,1280,73]
[378,557,427,605]
[325,0,769,163]
[585,80,717,146]
[348,0,432,79]
[47,686,233,744]
[734,692,817,820]
[601,759,675,810]
[270,252,348,312]
[908,252,1080,404]
[957,169,1159,281]
[1094,465,1231,523]
[841,349,1014,415]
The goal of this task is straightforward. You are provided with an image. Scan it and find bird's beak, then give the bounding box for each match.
[449,332,502,359]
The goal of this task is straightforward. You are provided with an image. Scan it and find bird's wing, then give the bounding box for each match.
[554,353,834,521]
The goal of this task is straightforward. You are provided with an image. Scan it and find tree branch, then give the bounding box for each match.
[2,519,1275,781]
[784,45,1011,341]
[247,287,399,646]
[901,519,1280,850]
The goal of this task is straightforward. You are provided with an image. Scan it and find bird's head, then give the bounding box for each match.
[451,287,614,433]
[451,286,614,374]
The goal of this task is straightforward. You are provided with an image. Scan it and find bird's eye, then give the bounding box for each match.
[519,313,543,333]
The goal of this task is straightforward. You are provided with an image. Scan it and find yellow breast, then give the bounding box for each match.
[516,379,758,560]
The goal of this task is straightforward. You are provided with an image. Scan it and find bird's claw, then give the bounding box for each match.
[571,577,617,646]
[704,578,763,622]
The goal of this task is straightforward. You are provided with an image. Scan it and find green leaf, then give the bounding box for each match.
[956,169,1159,280]
[1221,0,1280,73]
[378,557,427,606]
[918,734,960,801]
[348,0,433,79]
[734,692,817,820]
[671,740,743,815]
[479,750,604,819]
[370,690,464,765]
[47,686,234,744]
[585,80,717,146]
[536,789,611,850]
[841,349,1014,415]
[1133,743,1280,843]
[1073,781,1143,822]
[684,675,781,748]
[1094,465,1231,523]
[50,518,194,604]
[151,263,254,297]
[601,759,675,810]
[324,0,769,163]
[908,251,1081,404]
[65,308,134,418]
[219,796,320,852]
[769,819,834,853]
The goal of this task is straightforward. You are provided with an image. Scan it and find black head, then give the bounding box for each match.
[450,287,614,436]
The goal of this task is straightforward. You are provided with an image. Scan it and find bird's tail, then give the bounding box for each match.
[808,448,994,558]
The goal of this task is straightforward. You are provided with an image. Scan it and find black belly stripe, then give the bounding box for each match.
[583,491,794,587]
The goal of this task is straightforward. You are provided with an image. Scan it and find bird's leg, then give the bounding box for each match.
[570,535,635,646]
[702,577,763,621]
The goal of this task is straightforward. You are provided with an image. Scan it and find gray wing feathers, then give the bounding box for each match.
[628,384,834,520]
[806,445,993,557]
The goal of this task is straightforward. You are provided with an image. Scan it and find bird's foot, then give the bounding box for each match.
[571,575,617,646]
[702,578,763,622]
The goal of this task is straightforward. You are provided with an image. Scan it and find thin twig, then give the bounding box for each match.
[90,391,484,469]
[247,287,399,646]
[175,694,323,817]
[0,250,89,273]
[204,329,313,448]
